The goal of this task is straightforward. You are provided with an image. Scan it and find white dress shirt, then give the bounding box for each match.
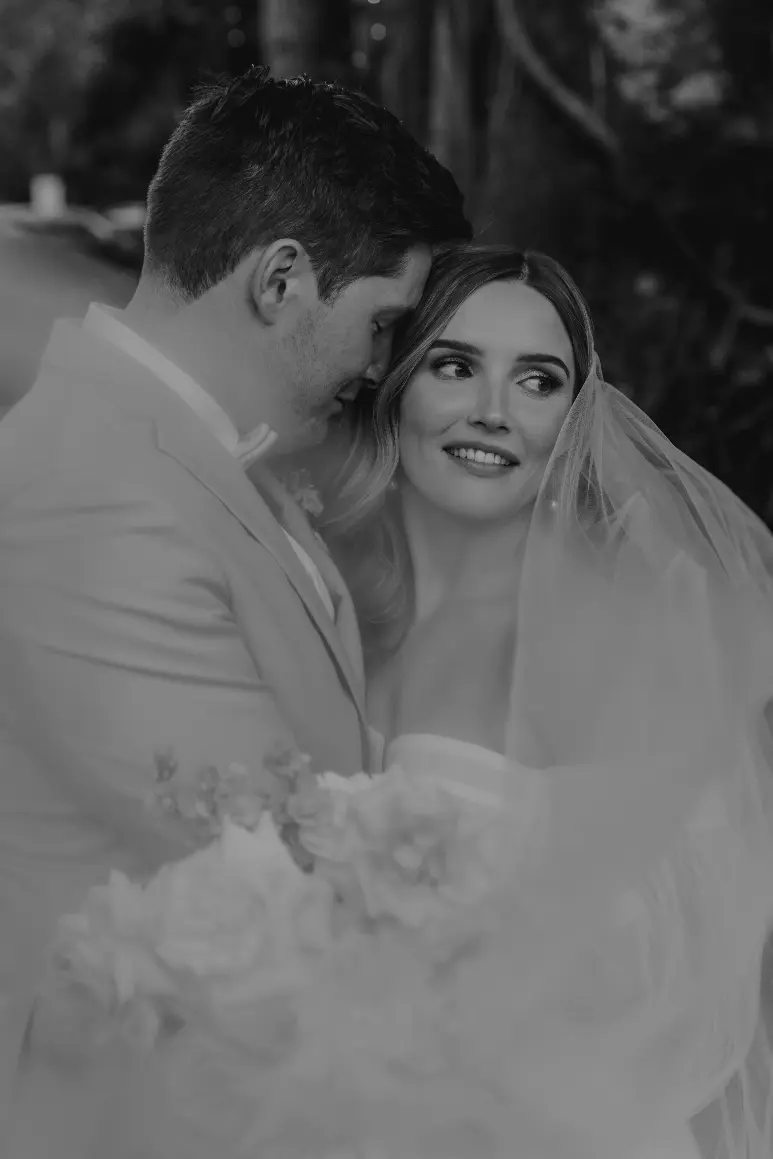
[83,304,335,618]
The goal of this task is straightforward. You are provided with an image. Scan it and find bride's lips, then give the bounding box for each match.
[443,444,520,477]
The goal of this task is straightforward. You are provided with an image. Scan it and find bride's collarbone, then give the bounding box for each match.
[369,599,517,745]
[411,587,514,630]
[407,596,517,661]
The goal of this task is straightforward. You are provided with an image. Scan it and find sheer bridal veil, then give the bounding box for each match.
[463,356,773,1158]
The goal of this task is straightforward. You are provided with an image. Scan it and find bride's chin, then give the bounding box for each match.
[399,469,537,527]
[438,477,536,518]
[438,495,534,526]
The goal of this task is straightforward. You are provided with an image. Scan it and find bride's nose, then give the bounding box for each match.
[467,374,513,433]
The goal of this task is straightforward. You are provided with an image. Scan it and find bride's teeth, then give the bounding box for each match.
[450,447,511,466]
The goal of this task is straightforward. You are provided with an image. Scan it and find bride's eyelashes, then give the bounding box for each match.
[429,354,473,379]
[516,370,563,397]
[428,355,563,397]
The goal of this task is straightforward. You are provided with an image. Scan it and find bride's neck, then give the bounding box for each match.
[400,486,527,622]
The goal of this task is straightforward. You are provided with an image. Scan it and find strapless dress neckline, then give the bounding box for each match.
[385,732,514,802]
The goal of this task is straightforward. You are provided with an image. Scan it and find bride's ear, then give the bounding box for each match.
[249,240,318,323]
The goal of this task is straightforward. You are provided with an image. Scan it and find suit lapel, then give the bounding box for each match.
[253,467,365,688]
[154,420,367,713]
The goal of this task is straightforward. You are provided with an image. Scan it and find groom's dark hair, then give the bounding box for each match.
[144,66,472,302]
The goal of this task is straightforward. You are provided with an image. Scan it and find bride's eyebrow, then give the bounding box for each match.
[515,352,570,376]
[428,339,481,355]
[428,340,570,378]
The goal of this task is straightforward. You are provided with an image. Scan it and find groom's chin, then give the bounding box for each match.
[304,416,332,447]
[282,416,333,455]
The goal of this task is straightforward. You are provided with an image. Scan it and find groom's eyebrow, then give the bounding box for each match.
[376,306,412,325]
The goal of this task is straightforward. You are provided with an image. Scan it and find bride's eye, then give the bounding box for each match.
[517,369,561,396]
[430,356,473,380]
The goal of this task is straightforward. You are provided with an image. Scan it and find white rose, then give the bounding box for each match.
[141,816,336,1001]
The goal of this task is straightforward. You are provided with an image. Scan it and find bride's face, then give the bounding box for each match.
[398,280,575,523]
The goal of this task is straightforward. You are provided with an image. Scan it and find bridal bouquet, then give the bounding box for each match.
[29,747,518,1158]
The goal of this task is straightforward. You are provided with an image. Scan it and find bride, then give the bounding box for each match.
[317,244,773,1159]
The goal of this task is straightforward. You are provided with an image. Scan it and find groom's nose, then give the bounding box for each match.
[363,353,390,387]
[364,330,393,384]
[363,364,383,387]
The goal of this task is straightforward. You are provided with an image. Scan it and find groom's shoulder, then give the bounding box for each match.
[0,392,186,534]
[0,443,222,598]
[0,379,135,484]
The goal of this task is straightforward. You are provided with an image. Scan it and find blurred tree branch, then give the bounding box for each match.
[379,0,433,145]
[428,0,475,193]
[493,0,773,327]
[493,0,621,160]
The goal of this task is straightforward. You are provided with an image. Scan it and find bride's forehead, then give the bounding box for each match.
[442,282,569,350]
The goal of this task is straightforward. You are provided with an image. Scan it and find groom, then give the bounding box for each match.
[0,65,470,1133]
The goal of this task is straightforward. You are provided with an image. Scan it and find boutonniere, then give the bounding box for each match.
[285,469,324,518]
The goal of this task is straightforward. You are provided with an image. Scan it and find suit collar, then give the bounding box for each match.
[82,303,244,454]
[81,305,280,469]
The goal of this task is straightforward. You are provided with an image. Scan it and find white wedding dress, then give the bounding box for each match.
[384,732,705,1159]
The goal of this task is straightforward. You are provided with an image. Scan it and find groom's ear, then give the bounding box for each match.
[249,239,318,323]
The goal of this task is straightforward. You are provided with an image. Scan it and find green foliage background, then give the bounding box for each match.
[1,0,770,519]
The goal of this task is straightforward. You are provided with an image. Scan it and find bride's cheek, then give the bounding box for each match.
[405,376,464,431]
[523,414,567,461]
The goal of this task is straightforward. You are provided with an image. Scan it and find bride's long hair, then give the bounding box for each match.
[318,244,596,659]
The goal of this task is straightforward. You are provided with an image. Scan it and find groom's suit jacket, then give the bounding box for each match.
[0,320,371,1138]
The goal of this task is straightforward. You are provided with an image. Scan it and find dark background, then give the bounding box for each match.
[1,0,771,521]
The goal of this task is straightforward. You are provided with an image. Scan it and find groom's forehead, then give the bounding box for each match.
[365,278,423,314]
[387,246,433,304]
[353,247,431,312]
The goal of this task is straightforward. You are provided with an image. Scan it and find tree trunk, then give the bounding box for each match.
[472,39,519,234]
[476,0,599,250]
[378,0,434,145]
[428,0,475,196]
[258,0,321,77]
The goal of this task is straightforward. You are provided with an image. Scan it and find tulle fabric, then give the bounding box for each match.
[484,357,773,1157]
[11,361,773,1158]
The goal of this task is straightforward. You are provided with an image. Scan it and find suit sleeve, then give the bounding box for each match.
[0,473,302,854]
[0,474,310,1146]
